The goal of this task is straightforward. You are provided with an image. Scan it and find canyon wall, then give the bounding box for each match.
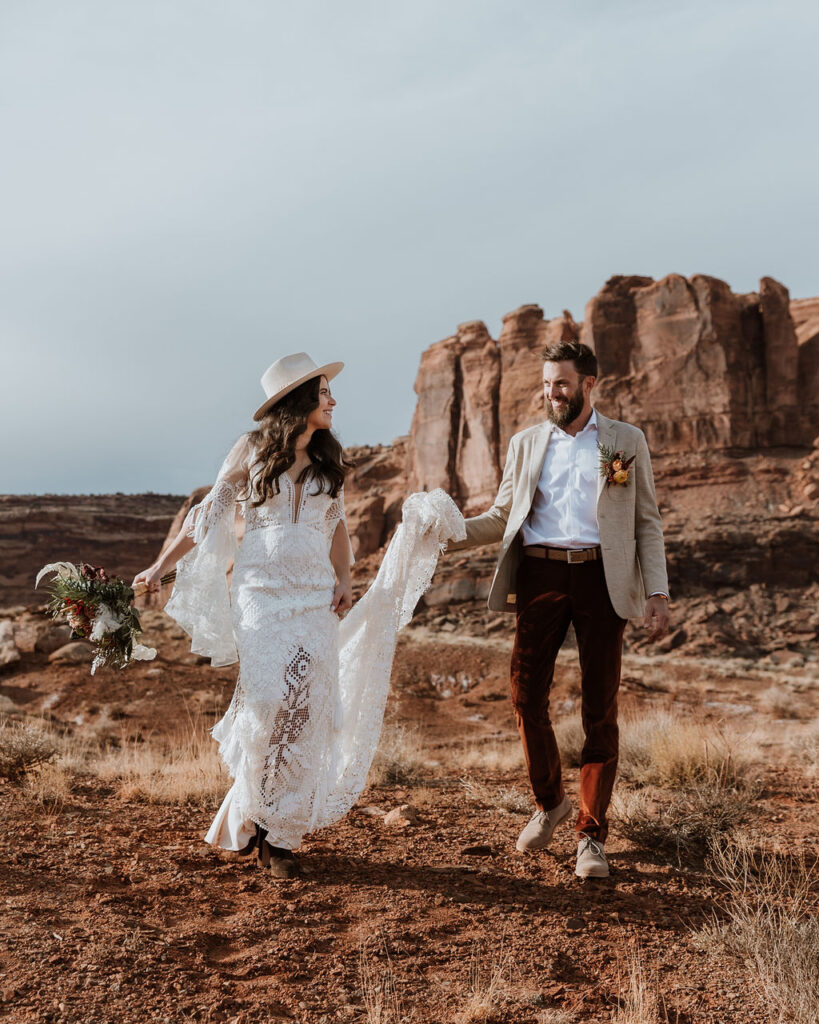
[409,274,818,514]
[0,494,182,608]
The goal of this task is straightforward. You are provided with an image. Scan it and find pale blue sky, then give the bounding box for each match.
[1,0,817,493]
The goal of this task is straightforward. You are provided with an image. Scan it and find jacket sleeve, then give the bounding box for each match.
[633,430,670,598]
[447,438,516,552]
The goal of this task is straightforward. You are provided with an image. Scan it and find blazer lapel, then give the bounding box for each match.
[526,422,553,506]
[595,412,617,502]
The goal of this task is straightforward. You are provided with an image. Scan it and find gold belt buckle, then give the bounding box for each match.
[567,549,585,563]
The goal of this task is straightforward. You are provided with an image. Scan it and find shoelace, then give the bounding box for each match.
[578,835,604,857]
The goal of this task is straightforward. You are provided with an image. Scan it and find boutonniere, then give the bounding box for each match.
[598,443,635,487]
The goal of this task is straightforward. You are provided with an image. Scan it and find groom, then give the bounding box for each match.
[448,339,669,877]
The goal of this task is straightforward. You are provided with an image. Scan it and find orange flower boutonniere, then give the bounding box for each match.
[598,443,636,487]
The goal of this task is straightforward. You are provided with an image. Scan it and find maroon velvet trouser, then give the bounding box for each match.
[510,553,626,843]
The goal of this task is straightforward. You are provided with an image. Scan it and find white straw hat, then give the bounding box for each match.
[253,352,344,421]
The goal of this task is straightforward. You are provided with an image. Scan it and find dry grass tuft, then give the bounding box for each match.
[359,933,403,1024]
[22,762,73,812]
[614,783,753,863]
[618,710,752,790]
[789,721,819,778]
[612,947,665,1024]
[459,777,531,815]
[369,723,428,787]
[94,720,227,805]
[760,685,805,720]
[456,737,522,772]
[694,835,819,1024]
[0,721,58,780]
[455,939,511,1023]
[554,709,753,791]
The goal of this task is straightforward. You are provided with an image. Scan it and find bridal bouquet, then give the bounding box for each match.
[35,562,156,675]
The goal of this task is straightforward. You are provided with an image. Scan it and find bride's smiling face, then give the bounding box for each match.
[307,376,336,432]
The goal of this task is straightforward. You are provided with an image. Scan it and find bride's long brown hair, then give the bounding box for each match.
[246,375,351,506]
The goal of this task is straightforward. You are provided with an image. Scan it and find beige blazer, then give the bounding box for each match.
[448,412,669,619]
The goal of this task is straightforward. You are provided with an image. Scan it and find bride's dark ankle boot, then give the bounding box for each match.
[256,827,298,878]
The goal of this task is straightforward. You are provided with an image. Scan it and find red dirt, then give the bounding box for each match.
[1,611,816,1024]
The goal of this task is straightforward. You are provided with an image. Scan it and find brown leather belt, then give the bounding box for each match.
[524,545,601,563]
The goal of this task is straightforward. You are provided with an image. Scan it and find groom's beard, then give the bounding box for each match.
[546,387,585,429]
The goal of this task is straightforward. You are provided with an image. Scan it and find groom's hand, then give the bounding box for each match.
[643,595,670,642]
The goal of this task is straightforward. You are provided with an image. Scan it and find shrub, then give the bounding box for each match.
[94,720,227,805]
[369,724,427,787]
[694,836,819,1024]
[0,721,58,780]
[614,784,753,864]
[618,710,751,790]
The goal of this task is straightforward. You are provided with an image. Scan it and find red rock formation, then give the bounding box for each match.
[409,309,576,513]
[759,277,799,445]
[408,272,816,514]
[408,321,501,514]
[454,323,502,512]
[590,274,770,450]
[791,296,819,443]
[343,440,409,557]
[496,305,548,455]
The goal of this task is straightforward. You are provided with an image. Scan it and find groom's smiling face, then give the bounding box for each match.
[543,360,594,428]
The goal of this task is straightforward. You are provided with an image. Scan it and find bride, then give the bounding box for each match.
[133,352,463,878]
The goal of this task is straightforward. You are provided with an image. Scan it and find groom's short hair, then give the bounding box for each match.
[542,340,598,378]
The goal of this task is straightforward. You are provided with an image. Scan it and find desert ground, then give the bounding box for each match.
[1,603,817,1024]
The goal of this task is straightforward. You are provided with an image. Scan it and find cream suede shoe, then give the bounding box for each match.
[575,834,609,877]
[515,795,572,852]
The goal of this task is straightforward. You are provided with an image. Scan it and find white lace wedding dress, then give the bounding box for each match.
[164,435,464,851]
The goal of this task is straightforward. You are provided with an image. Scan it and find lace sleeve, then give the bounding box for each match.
[182,435,250,543]
[164,434,252,668]
[325,486,355,567]
[316,488,465,825]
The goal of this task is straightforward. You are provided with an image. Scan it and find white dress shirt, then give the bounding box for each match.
[520,411,600,549]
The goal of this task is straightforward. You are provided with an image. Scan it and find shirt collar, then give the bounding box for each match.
[551,408,598,440]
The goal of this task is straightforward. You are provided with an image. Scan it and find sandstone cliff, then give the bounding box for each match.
[409,274,817,513]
